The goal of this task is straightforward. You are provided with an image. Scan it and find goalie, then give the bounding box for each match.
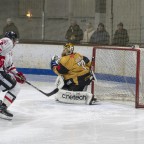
[51,43,97,105]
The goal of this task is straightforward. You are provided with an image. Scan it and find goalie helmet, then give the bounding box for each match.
[63,43,74,56]
[4,31,18,42]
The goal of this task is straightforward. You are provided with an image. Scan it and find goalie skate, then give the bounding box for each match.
[0,101,13,120]
[89,97,98,105]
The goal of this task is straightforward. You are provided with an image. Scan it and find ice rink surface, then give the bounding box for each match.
[0,75,144,144]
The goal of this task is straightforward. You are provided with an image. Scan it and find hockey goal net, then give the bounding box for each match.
[91,46,144,108]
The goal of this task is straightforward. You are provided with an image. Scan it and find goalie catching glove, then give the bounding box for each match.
[50,55,60,69]
[15,72,26,84]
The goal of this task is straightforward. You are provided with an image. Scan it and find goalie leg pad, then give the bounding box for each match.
[55,76,64,89]
[55,89,94,105]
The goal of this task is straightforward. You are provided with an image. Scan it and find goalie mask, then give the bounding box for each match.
[62,43,74,56]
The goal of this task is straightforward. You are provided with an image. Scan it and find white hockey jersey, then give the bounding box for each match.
[0,37,17,74]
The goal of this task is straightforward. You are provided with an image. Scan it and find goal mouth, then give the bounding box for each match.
[91,46,144,108]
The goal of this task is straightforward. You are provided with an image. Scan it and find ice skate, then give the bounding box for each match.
[0,101,13,120]
[89,97,98,105]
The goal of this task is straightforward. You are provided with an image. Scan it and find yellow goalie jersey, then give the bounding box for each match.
[54,53,91,85]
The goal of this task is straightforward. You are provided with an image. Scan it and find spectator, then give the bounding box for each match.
[112,22,129,46]
[82,22,95,43]
[3,18,19,39]
[0,34,3,39]
[65,20,83,44]
[90,23,110,45]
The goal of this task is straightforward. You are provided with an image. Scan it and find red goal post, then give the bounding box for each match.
[91,46,144,108]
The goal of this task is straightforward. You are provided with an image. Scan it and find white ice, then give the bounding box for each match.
[0,75,144,144]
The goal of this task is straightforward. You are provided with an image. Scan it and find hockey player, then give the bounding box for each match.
[51,43,96,105]
[0,31,26,120]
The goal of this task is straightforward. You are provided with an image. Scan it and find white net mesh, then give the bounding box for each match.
[92,46,144,108]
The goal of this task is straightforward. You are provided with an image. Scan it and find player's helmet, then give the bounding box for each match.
[4,31,18,42]
[63,43,74,55]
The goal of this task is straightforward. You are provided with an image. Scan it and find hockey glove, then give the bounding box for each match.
[15,72,26,84]
[51,55,60,61]
[51,60,58,69]
[0,56,5,68]
[50,55,60,70]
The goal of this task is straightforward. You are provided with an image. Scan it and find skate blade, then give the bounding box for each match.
[91,99,100,105]
[0,113,13,121]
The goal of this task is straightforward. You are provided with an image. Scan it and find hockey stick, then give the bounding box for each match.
[11,71,59,97]
[25,80,59,97]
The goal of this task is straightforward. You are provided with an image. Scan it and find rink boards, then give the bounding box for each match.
[13,44,144,84]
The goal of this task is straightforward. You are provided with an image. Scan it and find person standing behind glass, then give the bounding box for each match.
[65,20,83,44]
[112,22,129,46]
[82,22,95,43]
[90,23,110,45]
[3,18,19,39]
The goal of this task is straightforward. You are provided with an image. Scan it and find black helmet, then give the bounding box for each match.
[4,31,18,41]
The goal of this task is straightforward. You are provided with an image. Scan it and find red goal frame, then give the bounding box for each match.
[91,46,143,108]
